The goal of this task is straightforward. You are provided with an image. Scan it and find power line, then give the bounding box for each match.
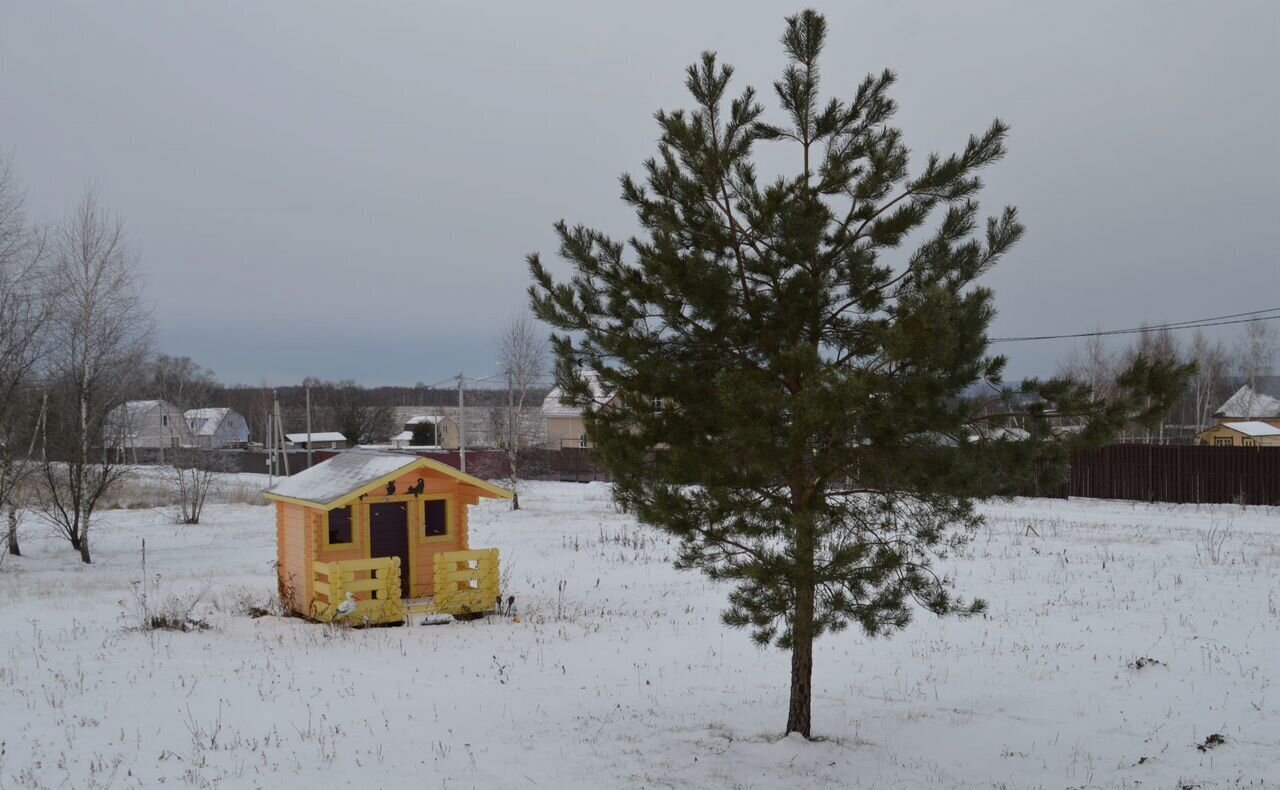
[417,306,1280,377]
[990,307,1280,343]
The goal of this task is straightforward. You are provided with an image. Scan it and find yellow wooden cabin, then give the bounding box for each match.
[264,449,512,624]
[1195,420,1280,448]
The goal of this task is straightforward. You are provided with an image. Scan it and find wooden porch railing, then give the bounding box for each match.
[433,549,500,616]
[312,557,405,624]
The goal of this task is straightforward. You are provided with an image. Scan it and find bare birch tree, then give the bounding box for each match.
[0,156,50,559]
[495,311,547,509]
[148,354,224,524]
[38,188,152,563]
[1234,320,1277,419]
[1188,329,1229,431]
[147,354,217,410]
[1056,330,1114,428]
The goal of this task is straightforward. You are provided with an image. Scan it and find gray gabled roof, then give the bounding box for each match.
[265,449,422,505]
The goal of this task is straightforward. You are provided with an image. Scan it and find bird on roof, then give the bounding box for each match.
[386,480,396,496]
[407,479,425,496]
[335,592,357,618]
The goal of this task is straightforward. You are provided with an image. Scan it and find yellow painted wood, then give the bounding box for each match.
[338,578,388,593]
[435,549,498,563]
[416,493,455,546]
[431,548,500,615]
[319,505,359,552]
[309,557,404,625]
[329,557,399,573]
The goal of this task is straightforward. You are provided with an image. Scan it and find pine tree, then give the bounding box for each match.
[529,10,1191,738]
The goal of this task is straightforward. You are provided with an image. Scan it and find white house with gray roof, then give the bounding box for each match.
[184,408,250,449]
[104,400,192,449]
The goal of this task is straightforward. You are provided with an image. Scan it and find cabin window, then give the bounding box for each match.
[1242,438,1258,448]
[423,498,448,538]
[579,433,588,448]
[328,506,354,545]
[1213,436,1234,447]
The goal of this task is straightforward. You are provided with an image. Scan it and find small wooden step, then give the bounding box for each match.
[403,598,440,616]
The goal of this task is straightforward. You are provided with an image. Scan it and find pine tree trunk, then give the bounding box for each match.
[786,506,816,738]
[786,580,815,738]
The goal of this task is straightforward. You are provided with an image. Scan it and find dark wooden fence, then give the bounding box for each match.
[1045,444,1280,506]
[314,447,608,482]
[125,443,1280,505]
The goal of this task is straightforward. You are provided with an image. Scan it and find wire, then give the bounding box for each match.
[990,307,1280,343]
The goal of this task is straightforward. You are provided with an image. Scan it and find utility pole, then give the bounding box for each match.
[266,412,274,485]
[458,372,466,474]
[273,391,290,476]
[305,386,314,469]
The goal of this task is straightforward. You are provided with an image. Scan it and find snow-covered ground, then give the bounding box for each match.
[0,481,1276,788]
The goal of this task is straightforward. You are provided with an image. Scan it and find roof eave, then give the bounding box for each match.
[265,455,514,509]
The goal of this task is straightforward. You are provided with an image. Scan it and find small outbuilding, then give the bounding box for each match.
[1196,420,1280,447]
[390,415,460,449]
[263,449,512,624]
[285,431,348,450]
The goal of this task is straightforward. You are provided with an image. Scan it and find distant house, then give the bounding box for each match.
[184,408,250,449]
[1214,381,1280,420]
[104,400,192,449]
[286,432,347,450]
[1197,421,1280,447]
[390,415,460,450]
[542,370,617,449]
[388,406,546,451]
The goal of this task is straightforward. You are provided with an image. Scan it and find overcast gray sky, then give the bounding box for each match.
[2,1,1276,386]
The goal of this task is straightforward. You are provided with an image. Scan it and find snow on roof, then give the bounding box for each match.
[124,400,163,409]
[266,448,513,504]
[285,432,346,443]
[542,369,613,418]
[109,400,164,419]
[1220,421,1280,438]
[105,400,180,437]
[390,431,414,441]
[184,407,229,436]
[266,449,421,505]
[405,415,445,425]
[1216,385,1280,419]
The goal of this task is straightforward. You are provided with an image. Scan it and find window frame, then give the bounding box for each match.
[1213,436,1234,447]
[418,494,453,544]
[321,505,358,550]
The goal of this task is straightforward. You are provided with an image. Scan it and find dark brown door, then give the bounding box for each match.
[368,502,410,598]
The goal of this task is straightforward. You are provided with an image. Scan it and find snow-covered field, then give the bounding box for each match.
[0,481,1277,789]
